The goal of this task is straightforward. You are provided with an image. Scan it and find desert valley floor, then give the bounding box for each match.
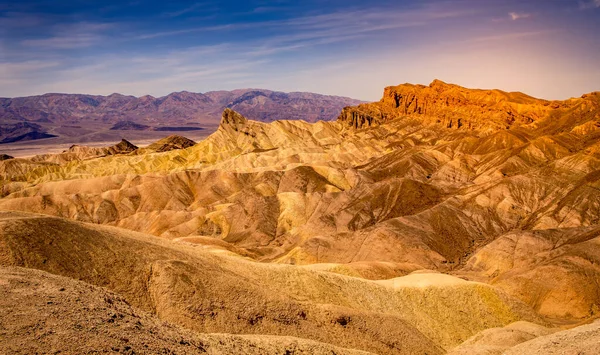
[1,80,600,354]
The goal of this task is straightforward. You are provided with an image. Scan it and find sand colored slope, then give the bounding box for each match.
[461,227,600,319]
[0,211,548,353]
[503,319,600,355]
[0,266,208,355]
[0,266,373,355]
[448,321,556,355]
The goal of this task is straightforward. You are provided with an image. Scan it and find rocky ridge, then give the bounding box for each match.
[29,139,139,164]
[337,79,597,132]
[143,135,196,153]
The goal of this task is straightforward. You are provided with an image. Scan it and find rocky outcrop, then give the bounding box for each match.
[145,135,196,152]
[29,139,138,163]
[337,106,385,129]
[337,79,583,131]
[59,138,138,158]
[221,107,249,128]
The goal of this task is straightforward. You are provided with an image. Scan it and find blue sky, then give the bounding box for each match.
[1,0,599,100]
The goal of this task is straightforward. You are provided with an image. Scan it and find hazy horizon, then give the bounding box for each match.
[3,78,597,102]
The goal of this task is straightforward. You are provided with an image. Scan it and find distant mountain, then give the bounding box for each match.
[0,122,57,144]
[109,121,152,131]
[0,89,364,144]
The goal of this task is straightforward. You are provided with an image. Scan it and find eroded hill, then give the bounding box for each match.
[1,81,600,353]
[0,211,548,354]
[0,266,376,355]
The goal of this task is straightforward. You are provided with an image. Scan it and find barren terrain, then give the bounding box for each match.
[2,80,600,354]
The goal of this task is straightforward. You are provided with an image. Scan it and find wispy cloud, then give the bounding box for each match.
[163,2,215,17]
[579,0,600,9]
[0,60,60,73]
[136,3,473,49]
[242,4,474,57]
[20,22,115,49]
[134,23,235,40]
[250,6,281,14]
[0,60,60,87]
[0,41,270,96]
[509,12,531,20]
[463,30,556,43]
[0,11,45,29]
[22,34,102,49]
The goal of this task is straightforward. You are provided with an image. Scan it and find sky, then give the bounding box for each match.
[0,0,599,101]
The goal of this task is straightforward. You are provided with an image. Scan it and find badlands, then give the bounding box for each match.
[1,80,600,354]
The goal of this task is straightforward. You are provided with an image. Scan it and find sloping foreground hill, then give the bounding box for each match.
[0,266,373,355]
[3,267,598,355]
[458,227,600,319]
[503,319,600,355]
[448,319,600,355]
[0,211,549,354]
[3,212,599,354]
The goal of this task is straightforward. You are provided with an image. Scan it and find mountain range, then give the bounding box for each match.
[1,80,600,354]
[0,89,364,145]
